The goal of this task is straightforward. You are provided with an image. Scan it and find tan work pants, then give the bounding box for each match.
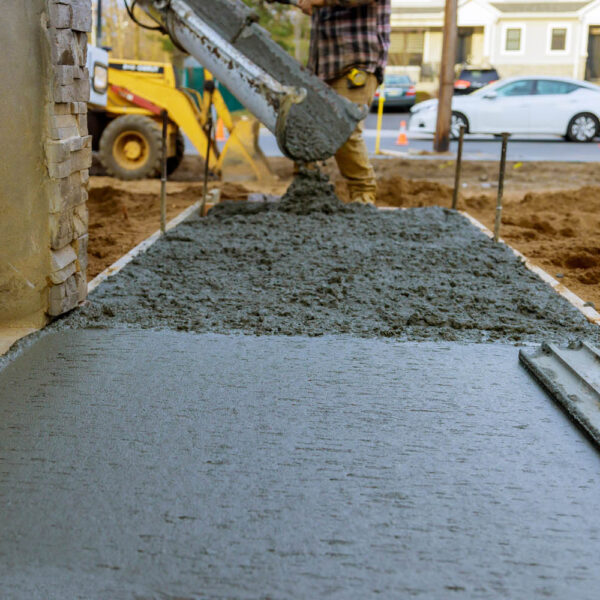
[328,73,378,203]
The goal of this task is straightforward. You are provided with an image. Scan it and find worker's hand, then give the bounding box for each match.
[298,0,325,15]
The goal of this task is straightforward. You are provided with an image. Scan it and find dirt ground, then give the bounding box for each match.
[88,155,600,307]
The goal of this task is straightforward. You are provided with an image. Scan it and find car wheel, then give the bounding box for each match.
[567,113,599,142]
[450,112,469,139]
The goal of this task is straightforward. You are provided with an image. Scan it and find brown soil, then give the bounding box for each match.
[88,155,600,308]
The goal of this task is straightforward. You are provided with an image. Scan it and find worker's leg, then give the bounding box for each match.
[328,73,379,204]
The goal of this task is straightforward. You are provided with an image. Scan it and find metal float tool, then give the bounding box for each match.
[134,0,365,161]
[520,341,600,448]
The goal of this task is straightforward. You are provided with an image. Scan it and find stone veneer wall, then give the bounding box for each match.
[45,0,92,316]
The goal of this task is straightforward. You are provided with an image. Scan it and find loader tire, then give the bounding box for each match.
[167,130,185,176]
[99,114,162,180]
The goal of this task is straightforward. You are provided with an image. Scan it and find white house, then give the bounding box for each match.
[390,0,600,83]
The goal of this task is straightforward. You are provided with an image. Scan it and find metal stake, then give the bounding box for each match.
[160,110,168,234]
[452,125,465,210]
[200,92,214,218]
[96,0,103,47]
[493,132,509,242]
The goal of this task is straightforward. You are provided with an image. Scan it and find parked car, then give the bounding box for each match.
[409,76,600,142]
[372,74,416,110]
[454,67,499,95]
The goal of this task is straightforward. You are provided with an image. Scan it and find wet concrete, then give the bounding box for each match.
[70,192,599,343]
[1,329,600,599]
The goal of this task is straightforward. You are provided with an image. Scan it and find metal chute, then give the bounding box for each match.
[135,0,365,162]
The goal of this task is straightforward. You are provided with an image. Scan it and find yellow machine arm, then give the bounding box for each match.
[101,59,272,181]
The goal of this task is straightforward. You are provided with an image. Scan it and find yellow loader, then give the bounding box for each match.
[89,58,273,181]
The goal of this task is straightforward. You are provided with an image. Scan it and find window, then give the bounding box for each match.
[385,75,411,85]
[551,28,567,51]
[505,28,522,52]
[496,80,535,97]
[536,80,578,95]
[388,31,425,66]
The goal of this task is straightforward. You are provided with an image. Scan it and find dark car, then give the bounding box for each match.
[454,67,499,95]
[372,74,416,110]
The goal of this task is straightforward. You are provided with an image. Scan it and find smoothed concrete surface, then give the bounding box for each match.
[1,329,599,599]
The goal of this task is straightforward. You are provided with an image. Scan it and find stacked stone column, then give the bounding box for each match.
[45,0,92,316]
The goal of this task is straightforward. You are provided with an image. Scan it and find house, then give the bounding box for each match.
[390,0,600,84]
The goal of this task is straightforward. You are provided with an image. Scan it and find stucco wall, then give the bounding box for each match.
[0,1,49,327]
[0,0,91,332]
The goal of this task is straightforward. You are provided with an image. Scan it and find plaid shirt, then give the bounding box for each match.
[307,0,391,83]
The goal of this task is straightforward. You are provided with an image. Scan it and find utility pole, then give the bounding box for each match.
[434,0,458,152]
[96,0,103,47]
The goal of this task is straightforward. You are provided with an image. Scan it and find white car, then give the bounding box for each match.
[409,76,600,142]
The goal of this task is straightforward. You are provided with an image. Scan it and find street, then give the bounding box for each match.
[209,110,600,162]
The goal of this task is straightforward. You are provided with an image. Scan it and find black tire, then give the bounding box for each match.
[167,130,185,176]
[566,112,599,142]
[99,114,162,180]
[450,112,469,140]
[450,110,469,140]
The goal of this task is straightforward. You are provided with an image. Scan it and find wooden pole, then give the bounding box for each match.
[434,0,458,153]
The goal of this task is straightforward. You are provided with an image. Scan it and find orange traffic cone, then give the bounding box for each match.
[215,118,226,142]
[395,120,408,146]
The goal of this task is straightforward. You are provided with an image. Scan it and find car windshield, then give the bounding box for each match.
[459,70,498,82]
[385,75,411,85]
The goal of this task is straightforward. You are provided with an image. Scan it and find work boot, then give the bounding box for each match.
[351,192,376,205]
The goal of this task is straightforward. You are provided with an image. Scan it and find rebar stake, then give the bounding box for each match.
[452,125,465,210]
[493,132,509,242]
[160,110,168,234]
[200,92,214,218]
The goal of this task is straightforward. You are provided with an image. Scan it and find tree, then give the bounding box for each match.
[241,0,309,60]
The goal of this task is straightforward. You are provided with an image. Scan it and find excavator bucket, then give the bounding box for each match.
[135,0,365,163]
[218,117,275,183]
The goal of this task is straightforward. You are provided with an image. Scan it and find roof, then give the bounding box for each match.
[489,2,590,12]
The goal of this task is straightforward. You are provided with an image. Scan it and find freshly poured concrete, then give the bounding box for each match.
[74,198,599,343]
[1,329,600,599]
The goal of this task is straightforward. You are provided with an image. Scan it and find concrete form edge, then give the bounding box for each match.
[87,201,202,294]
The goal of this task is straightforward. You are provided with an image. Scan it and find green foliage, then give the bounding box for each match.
[241,0,296,53]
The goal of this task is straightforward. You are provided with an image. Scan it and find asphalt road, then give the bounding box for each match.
[362,110,600,162]
[188,109,600,162]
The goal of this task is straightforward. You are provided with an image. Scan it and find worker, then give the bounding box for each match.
[298,0,391,204]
